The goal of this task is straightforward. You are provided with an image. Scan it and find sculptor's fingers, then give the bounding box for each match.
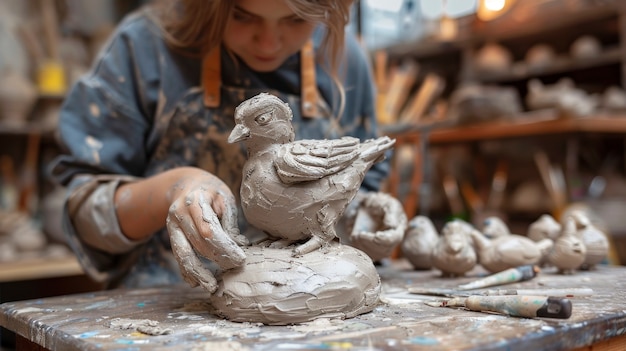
[215,191,249,247]
[166,217,218,293]
[197,192,246,269]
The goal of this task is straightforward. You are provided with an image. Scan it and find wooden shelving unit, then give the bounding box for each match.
[379,1,626,224]
[386,114,626,145]
[385,114,626,219]
[0,257,82,283]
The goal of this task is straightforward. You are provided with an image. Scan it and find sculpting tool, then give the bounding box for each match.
[409,287,594,298]
[457,265,540,290]
[425,295,572,319]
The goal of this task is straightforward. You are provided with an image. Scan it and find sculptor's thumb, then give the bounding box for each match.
[199,202,246,269]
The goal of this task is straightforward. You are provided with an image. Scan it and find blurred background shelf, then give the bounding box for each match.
[0,256,82,283]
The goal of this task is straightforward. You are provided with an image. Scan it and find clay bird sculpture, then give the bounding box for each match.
[482,216,511,239]
[549,216,587,274]
[470,228,553,273]
[227,93,395,256]
[401,215,439,270]
[527,214,562,242]
[431,219,477,277]
[568,210,609,270]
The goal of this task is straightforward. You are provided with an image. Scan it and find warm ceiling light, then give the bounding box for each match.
[477,0,515,21]
[485,0,506,11]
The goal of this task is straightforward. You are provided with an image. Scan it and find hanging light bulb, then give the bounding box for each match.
[485,0,506,12]
[477,0,515,21]
[439,0,458,40]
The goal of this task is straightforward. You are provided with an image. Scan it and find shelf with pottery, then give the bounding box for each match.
[383,111,626,145]
[473,46,622,84]
[0,256,82,283]
[383,111,626,227]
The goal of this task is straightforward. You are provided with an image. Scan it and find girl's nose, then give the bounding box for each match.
[254,23,282,53]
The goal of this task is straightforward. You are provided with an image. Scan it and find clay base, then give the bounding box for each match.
[209,242,381,325]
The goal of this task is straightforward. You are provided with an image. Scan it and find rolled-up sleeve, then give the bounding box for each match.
[66,175,150,254]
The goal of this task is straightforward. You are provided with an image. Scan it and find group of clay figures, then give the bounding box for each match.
[203,93,609,325]
[401,211,610,276]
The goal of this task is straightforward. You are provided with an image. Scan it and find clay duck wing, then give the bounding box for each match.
[274,136,361,184]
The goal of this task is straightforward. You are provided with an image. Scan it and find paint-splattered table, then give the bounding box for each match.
[1,260,625,351]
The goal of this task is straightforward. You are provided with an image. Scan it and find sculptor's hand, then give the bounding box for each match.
[344,192,408,261]
[166,170,248,293]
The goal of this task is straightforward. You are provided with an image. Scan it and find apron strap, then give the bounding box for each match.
[202,47,221,108]
[300,40,320,118]
[202,41,320,118]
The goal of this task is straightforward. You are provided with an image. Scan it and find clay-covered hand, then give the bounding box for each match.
[166,172,248,293]
[344,191,408,261]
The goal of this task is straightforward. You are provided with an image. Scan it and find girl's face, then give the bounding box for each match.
[223,0,317,72]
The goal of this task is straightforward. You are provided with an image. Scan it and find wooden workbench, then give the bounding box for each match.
[1,261,625,351]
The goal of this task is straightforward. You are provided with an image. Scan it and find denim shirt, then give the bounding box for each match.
[50,9,389,288]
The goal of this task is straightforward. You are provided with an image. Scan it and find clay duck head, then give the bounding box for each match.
[482,216,510,239]
[548,216,587,274]
[528,214,562,242]
[431,219,477,277]
[228,93,295,149]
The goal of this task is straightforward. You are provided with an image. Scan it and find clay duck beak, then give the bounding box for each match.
[228,124,250,143]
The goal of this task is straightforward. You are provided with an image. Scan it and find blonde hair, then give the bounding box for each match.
[150,0,354,118]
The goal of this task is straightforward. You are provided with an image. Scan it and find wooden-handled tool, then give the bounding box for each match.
[425,295,572,319]
[378,61,419,125]
[400,73,445,124]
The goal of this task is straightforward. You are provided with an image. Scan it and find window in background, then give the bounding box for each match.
[360,0,477,49]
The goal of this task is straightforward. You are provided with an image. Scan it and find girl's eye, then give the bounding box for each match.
[255,112,273,125]
[233,11,254,23]
[286,17,307,25]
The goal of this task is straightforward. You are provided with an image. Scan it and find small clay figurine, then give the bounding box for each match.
[568,210,609,270]
[526,78,598,117]
[228,93,395,256]
[470,227,553,273]
[431,219,477,277]
[548,216,587,274]
[482,216,510,239]
[346,192,407,262]
[401,215,439,270]
[527,214,562,242]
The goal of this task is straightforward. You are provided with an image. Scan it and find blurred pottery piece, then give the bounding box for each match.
[601,86,626,111]
[568,210,609,270]
[525,44,556,69]
[474,43,512,73]
[482,216,510,239]
[548,216,587,274]
[528,214,561,242]
[401,215,439,270]
[471,228,553,273]
[570,35,601,59]
[448,84,522,125]
[526,78,597,117]
[431,220,477,277]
